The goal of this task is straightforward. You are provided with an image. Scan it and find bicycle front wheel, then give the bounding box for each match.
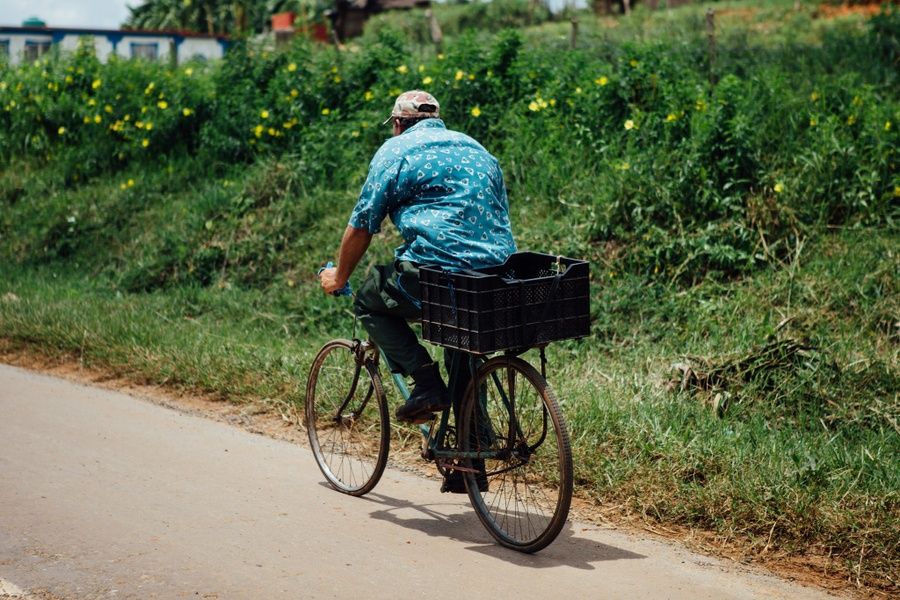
[306,339,389,496]
[458,355,573,553]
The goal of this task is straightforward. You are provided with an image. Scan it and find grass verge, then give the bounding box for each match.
[2,227,896,594]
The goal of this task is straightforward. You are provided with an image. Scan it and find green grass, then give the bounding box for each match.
[2,218,897,589]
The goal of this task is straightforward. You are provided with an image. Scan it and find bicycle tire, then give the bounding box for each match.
[458,355,573,553]
[306,339,389,496]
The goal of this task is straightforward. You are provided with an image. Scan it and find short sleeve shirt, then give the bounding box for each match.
[348,119,517,270]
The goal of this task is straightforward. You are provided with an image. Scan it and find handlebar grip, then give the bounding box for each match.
[317,261,353,297]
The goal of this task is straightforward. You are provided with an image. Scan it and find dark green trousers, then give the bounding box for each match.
[354,261,473,413]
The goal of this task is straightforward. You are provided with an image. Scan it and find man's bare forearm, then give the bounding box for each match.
[335,225,373,285]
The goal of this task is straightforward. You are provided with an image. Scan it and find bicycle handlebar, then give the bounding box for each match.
[317,261,353,297]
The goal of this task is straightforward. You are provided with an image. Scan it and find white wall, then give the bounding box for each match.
[115,35,174,60]
[0,31,225,66]
[1,34,52,66]
[56,34,115,62]
[178,37,224,62]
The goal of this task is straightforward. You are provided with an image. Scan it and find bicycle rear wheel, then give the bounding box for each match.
[306,339,389,496]
[458,355,573,553]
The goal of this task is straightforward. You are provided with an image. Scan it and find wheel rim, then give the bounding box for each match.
[462,357,572,551]
[307,341,388,495]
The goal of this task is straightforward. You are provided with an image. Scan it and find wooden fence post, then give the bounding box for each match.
[426,9,443,54]
[706,8,717,86]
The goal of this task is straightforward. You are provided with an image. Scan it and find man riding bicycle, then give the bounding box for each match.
[319,90,516,427]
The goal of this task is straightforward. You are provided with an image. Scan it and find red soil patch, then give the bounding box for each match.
[816,2,888,20]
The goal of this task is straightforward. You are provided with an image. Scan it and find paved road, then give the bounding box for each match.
[0,364,834,599]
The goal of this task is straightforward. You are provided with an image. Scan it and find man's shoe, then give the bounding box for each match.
[395,362,451,423]
[441,462,489,494]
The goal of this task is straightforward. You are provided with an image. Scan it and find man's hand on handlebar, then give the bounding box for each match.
[318,262,353,296]
[319,267,346,295]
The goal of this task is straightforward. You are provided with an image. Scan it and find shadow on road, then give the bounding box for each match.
[362,491,645,570]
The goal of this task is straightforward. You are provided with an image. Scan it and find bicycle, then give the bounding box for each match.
[306,253,588,553]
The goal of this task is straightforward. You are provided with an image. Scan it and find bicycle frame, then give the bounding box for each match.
[389,347,552,467]
[335,337,552,471]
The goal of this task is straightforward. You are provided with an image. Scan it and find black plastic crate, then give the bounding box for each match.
[420,252,590,353]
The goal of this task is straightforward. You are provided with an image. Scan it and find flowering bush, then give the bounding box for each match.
[0,9,896,282]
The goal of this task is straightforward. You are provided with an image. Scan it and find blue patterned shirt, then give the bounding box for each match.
[348,119,516,270]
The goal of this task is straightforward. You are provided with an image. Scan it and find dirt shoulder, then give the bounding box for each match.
[0,339,882,598]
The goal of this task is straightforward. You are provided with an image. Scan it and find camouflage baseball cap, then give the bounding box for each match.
[382,90,440,125]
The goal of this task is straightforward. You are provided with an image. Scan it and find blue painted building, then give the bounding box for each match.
[0,25,229,66]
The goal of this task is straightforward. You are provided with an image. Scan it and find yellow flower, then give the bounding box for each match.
[847,115,857,126]
[322,108,331,116]
[595,76,608,86]
[94,115,102,124]
[389,87,401,96]
[287,62,297,72]
[282,121,293,129]
[141,106,148,114]
[260,110,269,119]
[418,64,425,73]
[618,161,630,171]
[268,127,277,136]
[58,126,66,135]
[364,90,374,101]
[885,121,892,132]
[289,89,299,99]
[774,182,785,194]
[666,113,678,122]
[894,186,900,198]
[538,98,548,109]
[695,99,707,112]
[124,115,130,121]
[351,130,360,138]
[105,104,113,113]
[135,121,144,129]
[851,95,862,107]
[330,66,338,74]
[470,106,482,117]
[396,64,409,74]
[185,67,193,77]
[141,139,149,148]
[437,53,445,60]
[528,101,539,112]
[809,117,817,127]
[120,183,127,191]
[422,76,433,85]
[810,91,820,102]
[91,79,101,89]
[629,59,639,67]
[253,124,263,138]
[468,74,475,80]
[65,76,73,84]
[88,98,97,107]
[333,76,342,83]
[575,87,582,94]
[127,179,134,187]
[183,108,193,117]
[455,70,465,82]
[157,100,168,110]
[624,119,635,130]
[144,82,154,95]
[145,122,153,131]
